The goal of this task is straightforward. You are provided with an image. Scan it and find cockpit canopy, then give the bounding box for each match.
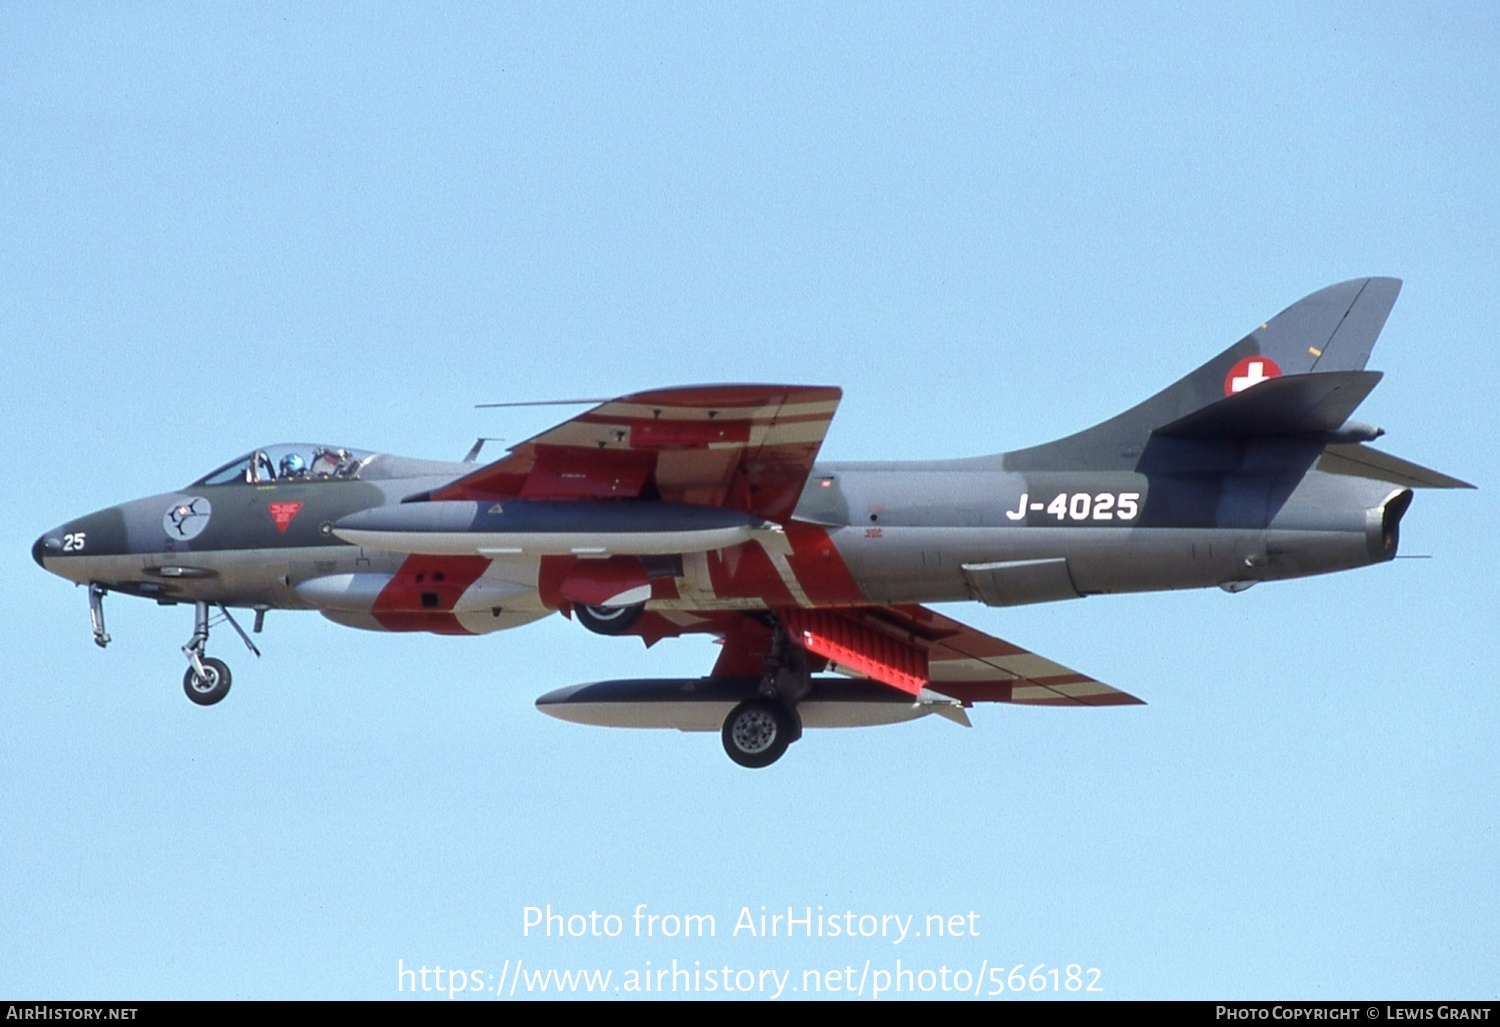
[193,444,375,486]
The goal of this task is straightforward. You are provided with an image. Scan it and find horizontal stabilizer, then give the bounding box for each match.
[1154,371,1382,440]
[1317,443,1475,489]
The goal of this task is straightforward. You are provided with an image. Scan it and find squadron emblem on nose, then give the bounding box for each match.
[164,497,212,540]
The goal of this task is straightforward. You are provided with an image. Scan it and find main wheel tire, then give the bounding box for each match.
[722,699,794,768]
[183,657,232,706]
[574,603,644,636]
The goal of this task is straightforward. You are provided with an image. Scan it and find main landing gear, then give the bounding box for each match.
[722,698,800,769]
[720,627,808,769]
[573,602,645,636]
[567,598,811,768]
[180,600,261,707]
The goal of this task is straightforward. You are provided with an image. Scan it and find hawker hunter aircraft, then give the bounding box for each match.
[34,279,1471,766]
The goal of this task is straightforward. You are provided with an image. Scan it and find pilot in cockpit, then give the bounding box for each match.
[279,452,307,480]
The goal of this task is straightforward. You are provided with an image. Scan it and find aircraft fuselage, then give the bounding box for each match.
[35,457,1407,618]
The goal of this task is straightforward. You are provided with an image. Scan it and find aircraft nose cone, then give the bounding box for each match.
[33,533,51,568]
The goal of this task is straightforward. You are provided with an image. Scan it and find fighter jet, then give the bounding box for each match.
[33,278,1471,767]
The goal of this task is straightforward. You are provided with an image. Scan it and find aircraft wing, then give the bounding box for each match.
[693,603,1144,707]
[906,605,1143,706]
[434,385,842,521]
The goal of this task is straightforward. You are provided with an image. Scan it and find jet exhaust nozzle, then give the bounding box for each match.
[1375,488,1414,559]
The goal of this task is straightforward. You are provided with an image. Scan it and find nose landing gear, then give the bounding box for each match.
[181,601,260,707]
[184,656,232,706]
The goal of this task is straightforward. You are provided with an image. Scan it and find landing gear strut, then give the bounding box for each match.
[88,583,111,648]
[180,601,261,707]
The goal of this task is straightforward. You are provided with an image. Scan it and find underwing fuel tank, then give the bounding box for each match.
[333,499,782,557]
[536,678,971,731]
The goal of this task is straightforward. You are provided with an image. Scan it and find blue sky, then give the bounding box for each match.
[2,3,1496,1000]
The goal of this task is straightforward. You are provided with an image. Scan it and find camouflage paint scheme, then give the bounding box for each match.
[33,279,1471,766]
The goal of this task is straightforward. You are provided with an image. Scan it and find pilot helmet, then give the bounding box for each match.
[279,452,306,478]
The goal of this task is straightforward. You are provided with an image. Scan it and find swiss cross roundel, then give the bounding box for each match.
[1224,355,1282,396]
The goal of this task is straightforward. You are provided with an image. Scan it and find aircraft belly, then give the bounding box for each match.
[72,542,549,616]
[295,572,537,613]
[1261,528,1386,579]
[830,527,970,603]
[648,596,771,612]
[294,550,547,633]
[36,552,141,589]
[1064,529,1267,593]
[58,548,300,606]
[320,607,549,634]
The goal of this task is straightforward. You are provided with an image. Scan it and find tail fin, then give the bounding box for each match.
[1004,278,1402,470]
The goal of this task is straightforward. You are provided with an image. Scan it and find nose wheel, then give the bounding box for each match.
[183,657,232,706]
[180,601,260,707]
